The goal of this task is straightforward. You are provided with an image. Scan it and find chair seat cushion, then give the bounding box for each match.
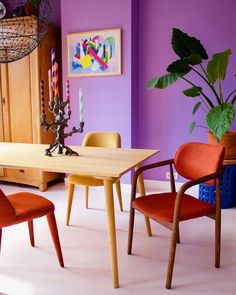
[7,192,54,224]
[68,174,104,186]
[132,192,215,222]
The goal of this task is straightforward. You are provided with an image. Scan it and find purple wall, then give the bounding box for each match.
[61,0,133,182]
[61,0,132,151]
[60,0,236,182]
[138,0,236,180]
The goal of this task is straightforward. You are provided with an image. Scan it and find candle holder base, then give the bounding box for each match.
[44,144,79,157]
[41,98,84,157]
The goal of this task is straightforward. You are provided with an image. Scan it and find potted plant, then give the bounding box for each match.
[148,28,236,159]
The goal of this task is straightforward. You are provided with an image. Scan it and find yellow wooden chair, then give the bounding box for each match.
[66,131,123,225]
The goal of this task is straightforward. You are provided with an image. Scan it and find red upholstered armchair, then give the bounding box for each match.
[128,142,225,289]
[0,189,64,267]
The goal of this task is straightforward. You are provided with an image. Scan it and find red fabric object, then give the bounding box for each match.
[0,189,64,267]
[174,142,225,185]
[7,192,55,225]
[0,191,54,227]
[0,189,16,227]
[133,192,215,222]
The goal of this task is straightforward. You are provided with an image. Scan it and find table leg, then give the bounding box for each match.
[103,178,119,288]
[135,165,152,237]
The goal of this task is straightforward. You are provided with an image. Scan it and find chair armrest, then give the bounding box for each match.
[130,159,174,202]
[134,159,174,179]
[171,167,225,225]
[178,167,225,196]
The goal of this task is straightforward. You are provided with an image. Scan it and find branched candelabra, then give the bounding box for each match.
[41,97,84,157]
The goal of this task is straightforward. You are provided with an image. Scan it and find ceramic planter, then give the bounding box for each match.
[208,130,236,159]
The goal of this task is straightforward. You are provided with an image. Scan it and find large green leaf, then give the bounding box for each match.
[171,28,208,59]
[183,86,202,97]
[147,73,183,89]
[207,49,231,85]
[167,54,202,74]
[186,54,202,65]
[167,59,191,74]
[206,103,235,140]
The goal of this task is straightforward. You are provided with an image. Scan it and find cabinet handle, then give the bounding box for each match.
[2,97,5,105]
[19,169,25,173]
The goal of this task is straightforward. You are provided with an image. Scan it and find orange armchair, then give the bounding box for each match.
[0,189,64,267]
[128,142,225,289]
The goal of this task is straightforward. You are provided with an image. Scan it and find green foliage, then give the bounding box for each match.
[206,103,235,140]
[207,49,231,85]
[189,121,196,134]
[192,102,202,115]
[167,55,202,73]
[183,86,202,97]
[171,28,208,59]
[147,73,183,89]
[148,28,236,140]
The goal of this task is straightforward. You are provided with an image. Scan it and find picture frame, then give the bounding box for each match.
[67,28,121,78]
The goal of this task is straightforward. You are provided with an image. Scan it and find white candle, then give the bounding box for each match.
[79,88,84,122]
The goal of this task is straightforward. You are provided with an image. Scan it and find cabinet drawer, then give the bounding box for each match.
[0,167,5,177]
[6,168,40,180]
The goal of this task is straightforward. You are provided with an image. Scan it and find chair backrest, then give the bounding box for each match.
[0,189,16,227]
[82,132,121,148]
[174,142,225,185]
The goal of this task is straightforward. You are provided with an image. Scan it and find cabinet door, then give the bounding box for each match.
[0,69,5,176]
[38,26,61,144]
[0,69,4,142]
[7,57,33,143]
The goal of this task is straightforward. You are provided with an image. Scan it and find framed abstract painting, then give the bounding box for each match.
[67,28,121,77]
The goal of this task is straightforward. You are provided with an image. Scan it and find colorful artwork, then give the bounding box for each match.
[67,29,121,77]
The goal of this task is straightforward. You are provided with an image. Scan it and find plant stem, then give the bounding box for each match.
[231,94,236,105]
[225,89,236,102]
[190,66,221,104]
[218,80,223,102]
[196,124,208,129]
[199,96,210,111]
[200,64,209,79]
[181,76,214,108]
[200,105,208,113]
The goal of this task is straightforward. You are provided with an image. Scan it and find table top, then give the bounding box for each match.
[0,142,159,178]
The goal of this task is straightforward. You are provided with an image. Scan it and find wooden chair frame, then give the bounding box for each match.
[128,159,224,289]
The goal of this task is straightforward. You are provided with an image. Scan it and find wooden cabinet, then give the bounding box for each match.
[0,25,64,191]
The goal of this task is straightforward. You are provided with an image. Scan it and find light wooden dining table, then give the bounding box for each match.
[0,142,158,288]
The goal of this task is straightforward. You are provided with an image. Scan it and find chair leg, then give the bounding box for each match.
[215,212,221,268]
[166,227,178,289]
[85,186,89,209]
[128,207,135,255]
[115,180,123,212]
[176,225,180,244]
[0,228,2,252]
[66,182,75,226]
[28,220,35,247]
[215,180,221,268]
[46,213,64,267]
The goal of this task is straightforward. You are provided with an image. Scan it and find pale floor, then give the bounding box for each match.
[0,182,236,295]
